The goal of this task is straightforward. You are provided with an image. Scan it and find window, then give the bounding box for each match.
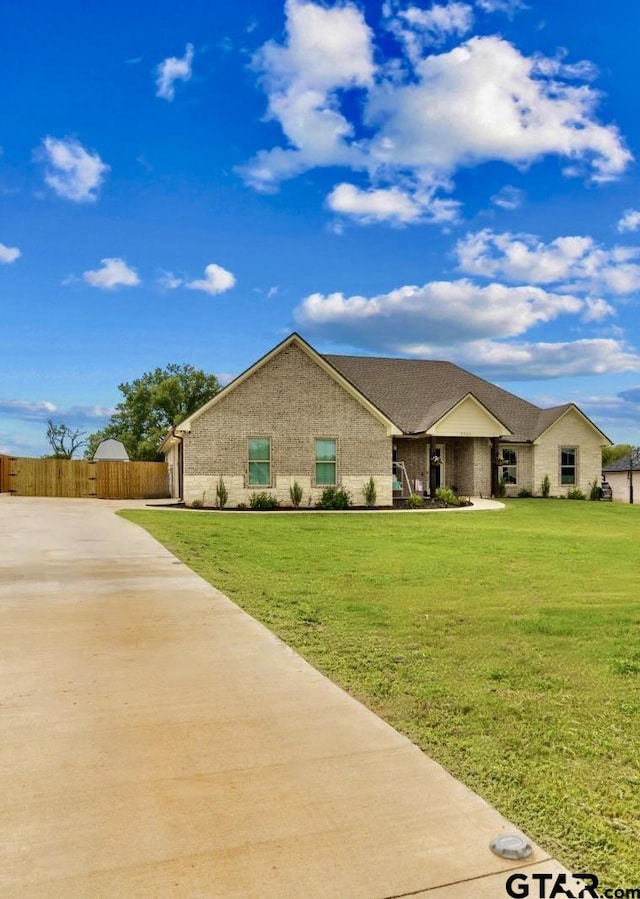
[315,439,337,485]
[501,447,517,485]
[248,438,271,486]
[560,448,577,485]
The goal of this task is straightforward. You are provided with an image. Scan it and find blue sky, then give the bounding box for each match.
[2,0,640,455]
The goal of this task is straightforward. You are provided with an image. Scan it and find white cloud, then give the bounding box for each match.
[244,6,631,224]
[295,278,584,347]
[618,209,640,233]
[475,0,526,15]
[0,399,113,422]
[327,183,424,224]
[186,263,236,295]
[41,136,110,203]
[444,338,640,379]
[0,243,21,264]
[241,0,375,190]
[295,277,639,378]
[387,2,474,61]
[455,229,640,295]
[366,36,630,182]
[156,43,194,101]
[490,185,523,210]
[82,258,141,289]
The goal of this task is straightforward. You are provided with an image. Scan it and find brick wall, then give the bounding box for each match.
[533,410,605,497]
[183,342,393,507]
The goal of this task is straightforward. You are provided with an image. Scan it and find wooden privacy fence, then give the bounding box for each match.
[0,455,11,494]
[0,456,169,499]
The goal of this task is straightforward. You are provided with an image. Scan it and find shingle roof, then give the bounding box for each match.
[603,456,640,472]
[323,354,574,441]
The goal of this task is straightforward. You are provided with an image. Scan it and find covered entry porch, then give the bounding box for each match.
[392,393,511,498]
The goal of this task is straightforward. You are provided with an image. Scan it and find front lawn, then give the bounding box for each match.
[122,501,640,886]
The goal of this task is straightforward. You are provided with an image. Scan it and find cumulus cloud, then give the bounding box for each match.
[386,2,474,61]
[295,278,584,347]
[243,3,631,224]
[0,243,21,264]
[441,338,640,379]
[156,43,194,101]
[293,271,640,378]
[82,258,141,289]
[40,136,110,203]
[327,183,424,224]
[186,263,236,295]
[618,209,640,233]
[241,0,375,191]
[455,229,640,295]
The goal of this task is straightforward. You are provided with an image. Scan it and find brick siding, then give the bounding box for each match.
[183,342,393,507]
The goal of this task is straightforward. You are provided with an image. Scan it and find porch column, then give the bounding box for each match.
[490,437,500,497]
[427,435,433,497]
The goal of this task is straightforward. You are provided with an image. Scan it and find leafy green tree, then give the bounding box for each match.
[45,419,87,458]
[602,444,633,467]
[87,364,220,461]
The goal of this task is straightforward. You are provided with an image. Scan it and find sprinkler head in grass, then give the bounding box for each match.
[490,834,533,860]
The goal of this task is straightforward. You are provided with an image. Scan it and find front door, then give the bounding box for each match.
[430,445,445,492]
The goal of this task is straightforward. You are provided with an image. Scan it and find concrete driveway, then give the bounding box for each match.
[0,496,573,898]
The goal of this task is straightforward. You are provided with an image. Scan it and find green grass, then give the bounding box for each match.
[122,501,640,885]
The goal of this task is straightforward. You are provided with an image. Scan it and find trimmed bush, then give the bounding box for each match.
[589,478,602,501]
[435,487,461,506]
[540,474,551,498]
[517,487,534,498]
[567,487,586,500]
[249,491,279,510]
[407,492,423,508]
[316,486,352,510]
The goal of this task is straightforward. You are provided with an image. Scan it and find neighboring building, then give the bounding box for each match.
[602,455,640,504]
[161,333,611,506]
[92,438,130,462]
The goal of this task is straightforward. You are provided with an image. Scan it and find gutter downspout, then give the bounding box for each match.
[171,427,184,501]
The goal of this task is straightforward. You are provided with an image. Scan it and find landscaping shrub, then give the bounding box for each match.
[406,492,423,508]
[289,480,303,508]
[363,476,377,508]
[215,476,228,509]
[249,491,279,510]
[517,487,534,498]
[496,476,507,498]
[589,478,602,501]
[540,474,551,498]
[190,498,203,509]
[435,487,460,506]
[316,486,352,509]
[567,487,586,500]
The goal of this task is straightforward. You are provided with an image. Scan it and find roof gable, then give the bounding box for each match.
[427,393,511,437]
[533,404,612,445]
[172,333,401,436]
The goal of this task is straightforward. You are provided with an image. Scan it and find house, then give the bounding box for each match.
[161,333,611,506]
[602,455,640,503]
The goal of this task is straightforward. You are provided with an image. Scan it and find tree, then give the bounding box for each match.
[45,420,88,459]
[86,363,221,461]
[602,443,633,467]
